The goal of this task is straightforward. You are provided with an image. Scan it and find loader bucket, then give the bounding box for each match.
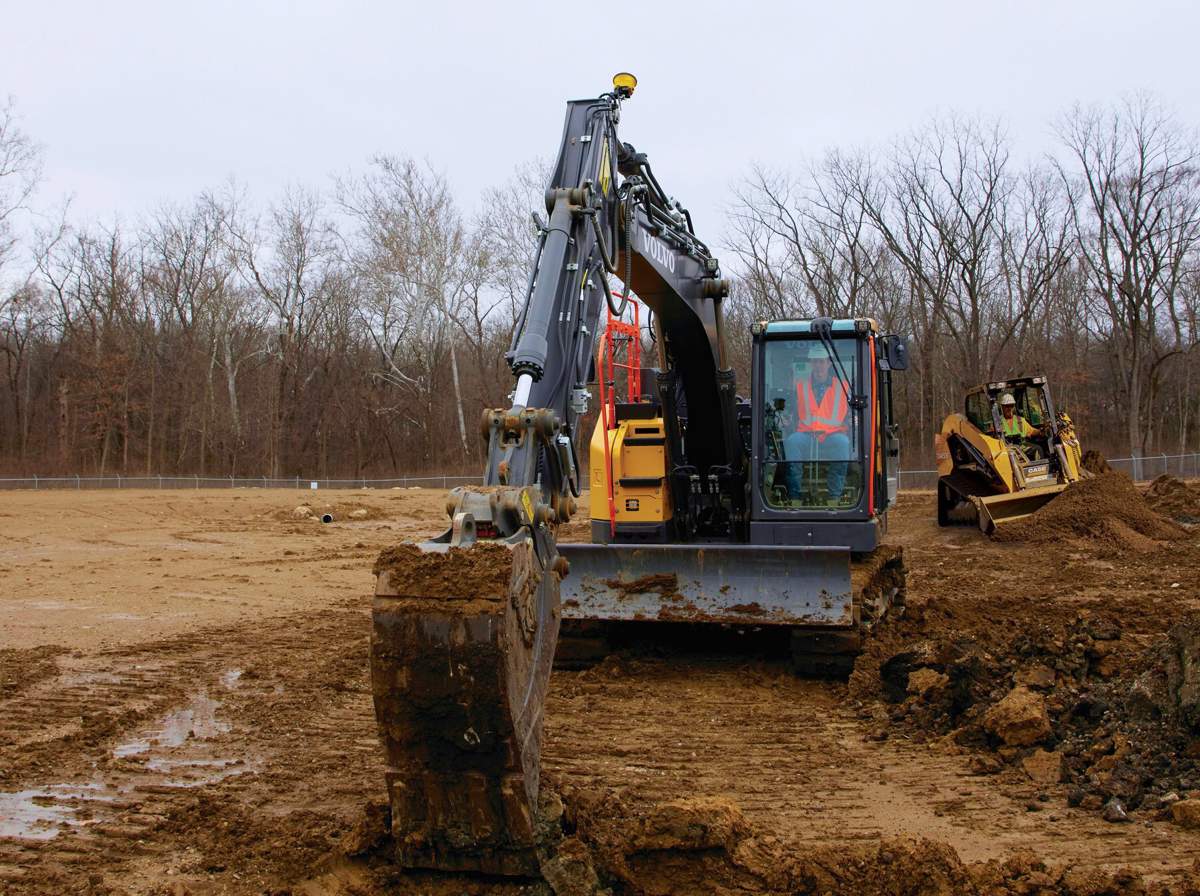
[971,483,1069,535]
[556,543,854,628]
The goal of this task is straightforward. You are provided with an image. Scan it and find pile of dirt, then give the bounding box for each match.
[271,501,387,522]
[856,608,1200,825]
[1146,475,1200,525]
[994,471,1186,548]
[1080,450,1113,475]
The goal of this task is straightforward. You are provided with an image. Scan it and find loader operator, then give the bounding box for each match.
[998,392,1036,440]
[784,345,850,501]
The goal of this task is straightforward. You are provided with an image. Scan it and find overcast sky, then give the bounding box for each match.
[4,0,1199,253]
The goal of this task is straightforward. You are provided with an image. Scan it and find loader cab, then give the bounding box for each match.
[746,319,907,552]
[967,377,1054,440]
[969,375,1078,486]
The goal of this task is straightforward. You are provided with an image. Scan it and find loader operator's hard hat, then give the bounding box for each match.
[999,393,1017,407]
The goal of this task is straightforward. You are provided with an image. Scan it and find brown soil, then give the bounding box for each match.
[539,790,1200,895]
[603,572,680,598]
[373,540,514,609]
[2,488,1200,894]
[0,645,66,699]
[1081,449,1113,475]
[1146,475,1200,525]
[994,470,1186,547]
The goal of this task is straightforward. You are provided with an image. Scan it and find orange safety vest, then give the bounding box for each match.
[795,377,849,441]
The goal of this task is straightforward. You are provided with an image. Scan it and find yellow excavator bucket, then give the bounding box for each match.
[971,483,1069,535]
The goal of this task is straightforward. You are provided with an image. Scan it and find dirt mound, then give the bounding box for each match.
[1146,475,1200,525]
[1080,450,1113,475]
[530,785,1195,895]
[857,607,1200,825]
[994,471,1186,547]
[270,501,387,522]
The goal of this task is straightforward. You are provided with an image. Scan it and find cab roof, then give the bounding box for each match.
[756,318,878,336]
[965,375,1049,397]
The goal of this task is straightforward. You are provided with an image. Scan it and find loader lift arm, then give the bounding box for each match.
[369,74,740,876]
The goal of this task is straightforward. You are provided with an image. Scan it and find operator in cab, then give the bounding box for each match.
[997,392,1036,439]
[784,344,851,501]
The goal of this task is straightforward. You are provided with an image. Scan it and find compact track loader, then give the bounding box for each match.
[369,75,910,876]
[934,376,1084,534]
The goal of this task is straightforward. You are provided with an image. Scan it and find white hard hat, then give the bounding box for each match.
[999,393,1016,406]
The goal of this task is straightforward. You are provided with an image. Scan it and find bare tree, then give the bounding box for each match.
[0,98,42,279]
[229,187,342,478]
[1055,95,1200,462]
[339,157,477,463]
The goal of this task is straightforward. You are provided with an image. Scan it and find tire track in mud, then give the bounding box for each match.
[9,623,1199,892]
[0,603,386,894]
[542,656,1200,883]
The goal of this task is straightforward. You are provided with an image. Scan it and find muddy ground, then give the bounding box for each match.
[1,481,1199,894]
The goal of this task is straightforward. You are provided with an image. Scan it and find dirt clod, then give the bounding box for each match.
[984,686,1052,747]
[1171,799,1200,830]
[1103,797,1130,823]
[1081,450,1113,475]
[1022,749,1064,785]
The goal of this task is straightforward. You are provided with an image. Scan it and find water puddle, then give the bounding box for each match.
[3,685,254,841]
[0,783,113,840]
[57,669,125,688]
[113,690,230,758]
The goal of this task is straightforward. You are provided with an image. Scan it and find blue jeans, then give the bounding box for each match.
[783,431,850,499]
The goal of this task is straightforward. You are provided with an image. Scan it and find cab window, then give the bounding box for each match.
[760,338,862,511]
[1018,387,1048,426]
[965,393,990,430]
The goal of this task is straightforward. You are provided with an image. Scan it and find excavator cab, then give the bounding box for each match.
[750,320,906,543]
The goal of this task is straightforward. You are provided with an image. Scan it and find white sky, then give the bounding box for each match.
[4,0,1198,254]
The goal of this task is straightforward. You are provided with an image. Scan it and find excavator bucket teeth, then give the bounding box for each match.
[370,535,560,876]
[557,543,854,627]
[972,483,1069,535]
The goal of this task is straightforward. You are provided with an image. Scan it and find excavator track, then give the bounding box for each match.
[370,533,560,875]
[790,544,905,676]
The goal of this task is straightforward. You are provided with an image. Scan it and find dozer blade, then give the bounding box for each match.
[972,483,1069,535]
[370,533,560,876]
[557,543,854,627]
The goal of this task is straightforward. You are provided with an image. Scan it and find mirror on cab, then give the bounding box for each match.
[881,335,910,371]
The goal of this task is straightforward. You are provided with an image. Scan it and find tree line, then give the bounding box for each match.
[728,96,1200,464]
[0,95,1197,478]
